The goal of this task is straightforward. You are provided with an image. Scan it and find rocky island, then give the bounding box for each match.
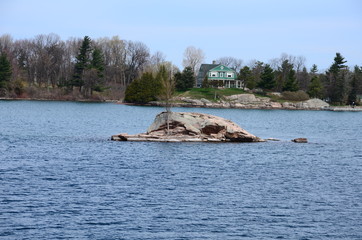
[147,95,331,110]
[111,112,264,142]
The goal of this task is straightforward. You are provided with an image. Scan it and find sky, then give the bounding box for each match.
[1,0,361,71]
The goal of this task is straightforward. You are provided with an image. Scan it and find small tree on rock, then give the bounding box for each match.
[157,65,175,135]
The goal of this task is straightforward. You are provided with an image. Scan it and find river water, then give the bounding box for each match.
[0,101,361,239]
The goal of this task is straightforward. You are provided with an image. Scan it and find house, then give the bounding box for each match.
[197,62,242,88]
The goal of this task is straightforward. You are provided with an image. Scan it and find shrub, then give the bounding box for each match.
[281,90,309,101]
[12,79,26,96]
[124,72,162,103]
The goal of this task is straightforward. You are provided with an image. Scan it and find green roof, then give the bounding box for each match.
[209,65,235,72]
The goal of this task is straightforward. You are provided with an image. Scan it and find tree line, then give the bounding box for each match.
[0,33,361,105]
[235,53,361,105]
[0,34,155,99]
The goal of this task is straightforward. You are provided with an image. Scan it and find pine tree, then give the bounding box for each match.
[276,60,293,91]
[0,52,12,89]
[202,75,210,88]
[298,67,310,91]
[258,64,275,90]
[91,48,104,78]
[71,36,92,90]
[326,53,348,104]
[89,47,105,92]
[182,66,195,90]
[239,66,255,90]
[307,75,323,98]
[124,72,162,103]
[175,66,194,91]
[348,66,361,105]
[310,64,318,75]
[283,69,299,92]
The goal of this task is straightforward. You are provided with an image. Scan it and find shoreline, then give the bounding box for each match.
[1,97,361,111]
[121,101,362,112]
[0,97,118,103]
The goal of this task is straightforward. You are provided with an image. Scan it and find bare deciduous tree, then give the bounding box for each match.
[182,46,205,85]
[96,36,126,85]
[145,51,166,73]
[0,34,13,53]
[215,56,243,72]
[157,65,175,135]
[125,41,150,85]
[295,55,306,73]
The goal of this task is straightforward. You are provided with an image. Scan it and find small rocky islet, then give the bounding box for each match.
[111,111,264,142]
[113,94,336,143]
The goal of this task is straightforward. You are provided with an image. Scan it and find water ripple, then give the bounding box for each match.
[1,101,362,239]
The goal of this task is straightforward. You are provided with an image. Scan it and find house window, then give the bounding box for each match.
[227,73,233,78]
[210,72,217,77]
[219,72,223,77]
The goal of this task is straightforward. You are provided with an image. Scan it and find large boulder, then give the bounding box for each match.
[303,98,329,109]
[225,94,259,103]
[112,112,264,142]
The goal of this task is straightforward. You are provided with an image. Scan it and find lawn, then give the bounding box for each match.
[176,88,246,101]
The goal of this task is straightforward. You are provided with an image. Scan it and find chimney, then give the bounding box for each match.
[212,60,216,64]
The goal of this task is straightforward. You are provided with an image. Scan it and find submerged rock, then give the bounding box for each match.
[112,112,264,142]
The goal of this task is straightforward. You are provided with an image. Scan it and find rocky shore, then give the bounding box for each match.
[112,112,265,142]
[147,94,332,110]
[143,94,362,111]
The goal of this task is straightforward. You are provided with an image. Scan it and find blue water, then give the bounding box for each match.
[1,101,361,240]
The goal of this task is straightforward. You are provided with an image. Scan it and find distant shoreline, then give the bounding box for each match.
[0,97,117,103]
[1,97,361,111]
[120,101,362,112]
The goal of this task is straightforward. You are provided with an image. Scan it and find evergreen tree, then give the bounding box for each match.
[124,72,161,103]
[250,61,264,88]
[174,72,182,90]
[71,36,92,90]
[283,69,299,91]
[326,53,348,104]
[239,66,255,90]
[348,66,361,105]
[307,75,323,98]
[202,75,210,88]
[0,52,12,89]
[88,47,105,92]
[276,60,293,91]
[329,53,347,74]
[175,66,194,91]
[310,64,318,75]
[91,48,105,78]
[298,67,310,91]
[258,64,275,90]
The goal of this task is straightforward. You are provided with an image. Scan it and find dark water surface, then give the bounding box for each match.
[1,101,361,239]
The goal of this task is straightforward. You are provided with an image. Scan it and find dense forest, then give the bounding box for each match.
[0,33,361,105]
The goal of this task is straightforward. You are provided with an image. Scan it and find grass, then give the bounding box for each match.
[176,88,246,101]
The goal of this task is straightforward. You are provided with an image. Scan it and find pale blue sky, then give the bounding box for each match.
[1,0,361,70]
